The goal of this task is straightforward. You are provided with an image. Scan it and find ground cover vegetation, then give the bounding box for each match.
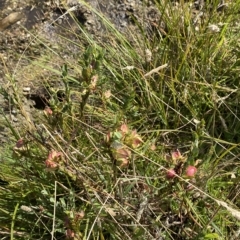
[1,0,240,239]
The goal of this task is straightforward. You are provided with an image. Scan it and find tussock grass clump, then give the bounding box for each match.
[1,0,240,239]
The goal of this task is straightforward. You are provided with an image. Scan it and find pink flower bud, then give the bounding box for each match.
[65,229,75,239]
[120,123,129,134]
[186,166,197,178]
[150,144,156,151]
[110,141,131,168]
[125,130,143,149]
[166,169,176,179]
[15,138,25,148]
[171,149,182,161]
[116,158,129,168]
[45,159,58,169]
[47,150,62,161]
[45,150,63,170]
[44,107,53,115]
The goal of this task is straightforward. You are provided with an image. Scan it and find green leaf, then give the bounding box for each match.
[204,233,220,239]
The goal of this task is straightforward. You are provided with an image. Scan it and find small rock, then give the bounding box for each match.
[23,87,31,92]
[67,0,80,7]
[208,24,220,33]
[11,109,18,115]
[10,115,18,122]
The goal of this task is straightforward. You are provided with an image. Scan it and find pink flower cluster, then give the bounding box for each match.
[166,149,198,179]
[106,123,143,168]
[45,150,63,170]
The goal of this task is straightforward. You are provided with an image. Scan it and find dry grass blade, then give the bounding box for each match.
[144,63,168,77]
[216,200,240,221]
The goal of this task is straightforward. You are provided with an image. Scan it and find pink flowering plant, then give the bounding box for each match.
[45,150,63,170]
[165,149,199,180]
[1,5,239,239]
[106,123,143,168]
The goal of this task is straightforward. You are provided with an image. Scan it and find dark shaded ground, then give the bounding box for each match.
[0,0,6,9]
